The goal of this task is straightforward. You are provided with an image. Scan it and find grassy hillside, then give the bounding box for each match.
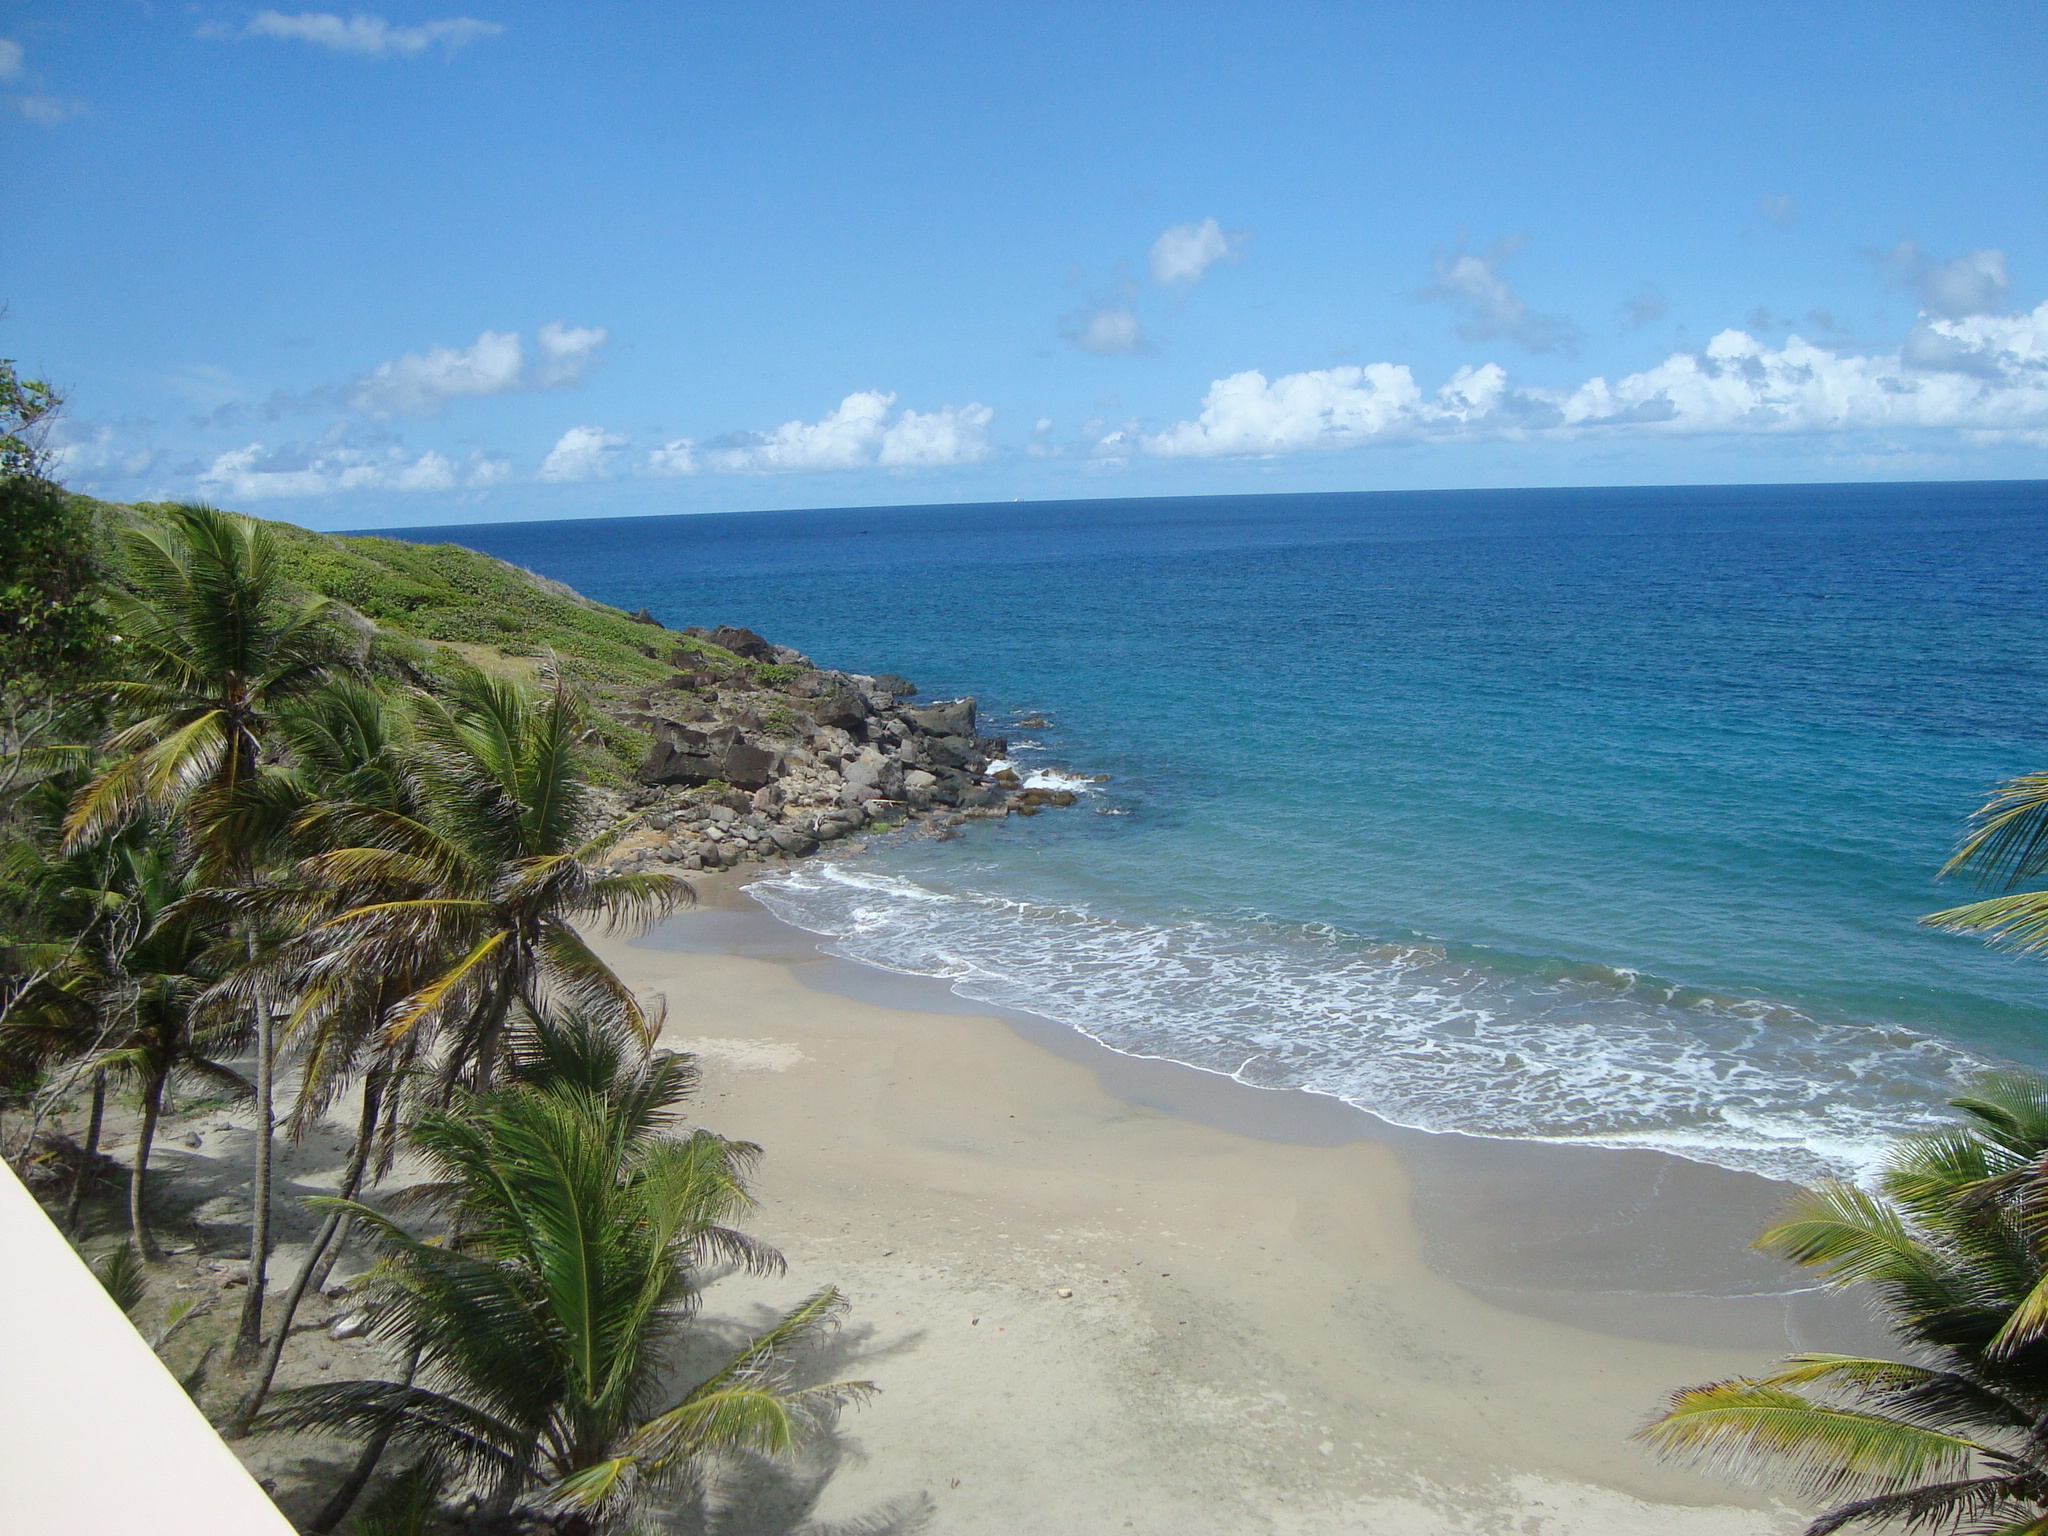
[93,499,748,785]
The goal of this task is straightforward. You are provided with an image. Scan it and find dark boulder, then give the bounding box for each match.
[628,607,665,628]
[868,672,917,698]
[809,689,869,734]
[703,625,776,661]
[921,734,980,771]
[902,697,975,736]
[637,723,779,791]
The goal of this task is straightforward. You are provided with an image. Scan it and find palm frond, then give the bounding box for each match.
[1635,1380,1988,1501]
[1926,892,2048,956]
[1758,1183,1948,1290]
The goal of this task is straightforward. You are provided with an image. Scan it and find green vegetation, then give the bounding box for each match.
[1640,769,2048,1535]
[1640,1070,2048,1535]
[1,367,862,1532]
[1924,771,2048,956]
[261,1014,870,1528]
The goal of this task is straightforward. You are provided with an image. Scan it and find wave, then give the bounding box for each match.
[749,862,1992,1185]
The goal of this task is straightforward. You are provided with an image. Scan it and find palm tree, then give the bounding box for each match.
[261,1013,871,1533]
[228,679,434,1435]
[65,500,333,1354]
[1638,1069,2048,1535]
[7,834,250,1254]
[301,668,689,1095]
[64,502,333,854]
[1925,771,2048,954]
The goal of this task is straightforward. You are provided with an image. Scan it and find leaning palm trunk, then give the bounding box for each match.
[127,1071,165,1257]
[230,1066,385,1435]
[64,1068,106,1231]
[233,986,275,1365]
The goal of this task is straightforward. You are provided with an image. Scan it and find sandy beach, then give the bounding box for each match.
[585,877,1848,1535]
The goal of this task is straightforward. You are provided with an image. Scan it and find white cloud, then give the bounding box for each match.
[533,321,606,385]
[878,403,994,467]
[1149,217,1249,287]
[707,391,890,472]
[1421,235,1584,354]
[198,439,472,499]
[50,426,163,484]
[0,37,87,124]
[1140,301,2048,458]
[1062,305,1153,356]
[346,323,605,415]
[238,11,503,58]
[645,439,698,476]
[8,93,86,126]
[538,424,629,482]
[1883,241,2011,320]
[706,391,993,473]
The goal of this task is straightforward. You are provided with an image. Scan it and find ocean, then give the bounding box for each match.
[388,480,2048,1185]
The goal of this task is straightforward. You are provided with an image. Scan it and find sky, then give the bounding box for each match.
[3,2,2046,531]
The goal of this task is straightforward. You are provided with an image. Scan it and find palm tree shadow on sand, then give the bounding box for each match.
[651,1310,935,1536]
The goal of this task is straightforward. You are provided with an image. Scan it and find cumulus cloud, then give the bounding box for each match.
[196,437,498,499]
[347,324,606,415]
[706,392,994,473]
[51,425,164,485]
[1,37,87,124]
[235,11,502,58]
[532,321,606,385]
[1420,235,1584,354]
[1149,217,1250,287]
[538,424,629,482]
[1062,305,1153,356]
[1138,300,2048,458]
[879,402,995,466]
[1882,241,2011,320]
[645,439,698,476]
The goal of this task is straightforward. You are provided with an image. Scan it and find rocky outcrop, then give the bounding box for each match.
[597,623,1093,877]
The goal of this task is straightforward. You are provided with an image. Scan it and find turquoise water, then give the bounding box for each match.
[391,481,2048,1180]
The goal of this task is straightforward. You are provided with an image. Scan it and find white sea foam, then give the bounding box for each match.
[983,759,1103,793]
[750,863,1991,1185]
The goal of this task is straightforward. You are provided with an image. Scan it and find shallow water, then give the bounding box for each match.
[390,479,2048,1182]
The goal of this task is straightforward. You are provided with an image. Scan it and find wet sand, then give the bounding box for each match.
[584,876,1867,1533]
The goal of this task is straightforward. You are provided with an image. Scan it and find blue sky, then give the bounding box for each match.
[4,2,2046,530]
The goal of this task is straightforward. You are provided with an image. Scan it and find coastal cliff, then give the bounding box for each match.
[76,500,1085,872]
[599,621,1082,874]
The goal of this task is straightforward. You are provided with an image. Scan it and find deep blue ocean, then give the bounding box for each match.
[386,481,2048,1182]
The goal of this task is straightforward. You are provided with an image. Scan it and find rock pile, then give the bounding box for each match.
[597,624,1084,874]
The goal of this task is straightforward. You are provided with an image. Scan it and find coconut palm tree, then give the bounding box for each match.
[64,502,333,854]
[227,679,436,1435]
[1638,1070,2048,1535]
[7,834,250,1254]
[1926,772,2048,955]
[65,501,334,1353]
[300,668,689,1095]
[260,1013,871,1533]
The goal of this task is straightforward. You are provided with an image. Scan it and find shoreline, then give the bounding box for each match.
[642,873,1880,1354]
[584,876,1868,1532]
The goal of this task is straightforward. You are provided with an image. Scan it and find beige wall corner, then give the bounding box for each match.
[0,1164,295,1535]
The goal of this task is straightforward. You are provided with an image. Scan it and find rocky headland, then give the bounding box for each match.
[595,622,1090,874]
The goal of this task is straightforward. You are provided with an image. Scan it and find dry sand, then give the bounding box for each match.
[587,881,1825,1536]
